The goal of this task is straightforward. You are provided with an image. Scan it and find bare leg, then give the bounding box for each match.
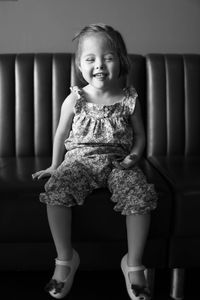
[126,213,151,286]
[47,204,73,281]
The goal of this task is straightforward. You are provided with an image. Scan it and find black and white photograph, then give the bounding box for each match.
[0,1,200,299]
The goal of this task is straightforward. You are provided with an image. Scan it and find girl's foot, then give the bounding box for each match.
[52,250,73,282]
[127,255,147,287]
[121,254,151,300]
[45,249,80,299]
[52,261,71,282]
[128,269,146,288]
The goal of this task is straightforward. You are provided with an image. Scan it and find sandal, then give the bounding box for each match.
[45,249,80,299]
[121,254,151,300]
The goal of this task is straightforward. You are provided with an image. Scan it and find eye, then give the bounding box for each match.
[85,57,95,62]
[104,55,114,61]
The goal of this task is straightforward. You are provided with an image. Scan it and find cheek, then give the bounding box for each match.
[116,61,121,77]
[111,63,120,77]
[79,63,92,75]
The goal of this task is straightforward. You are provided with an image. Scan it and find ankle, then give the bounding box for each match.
[57,248,73,262]
[127,254,142,267]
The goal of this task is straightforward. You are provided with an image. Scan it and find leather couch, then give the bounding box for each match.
[146,54,200,298]
[0,53,199,298]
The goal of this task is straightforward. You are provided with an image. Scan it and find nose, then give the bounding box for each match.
[95,59,104,70]
[96,65,104,70]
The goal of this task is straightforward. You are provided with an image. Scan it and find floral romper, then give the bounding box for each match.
[40,86,157,215]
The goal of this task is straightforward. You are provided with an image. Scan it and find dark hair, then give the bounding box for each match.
[72,23,131,82]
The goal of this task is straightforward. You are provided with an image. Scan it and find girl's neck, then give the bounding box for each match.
[84,82,124,98]
[83,84,125,105]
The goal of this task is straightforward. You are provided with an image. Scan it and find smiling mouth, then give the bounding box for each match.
[93,73,107,79]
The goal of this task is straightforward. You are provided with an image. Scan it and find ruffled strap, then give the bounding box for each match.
[70,86,85,114]
[70,86,82,99]
[123,86,138,115]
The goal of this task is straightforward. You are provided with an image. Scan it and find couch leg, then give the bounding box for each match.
[170,268,185,300]
[145,268,155,295]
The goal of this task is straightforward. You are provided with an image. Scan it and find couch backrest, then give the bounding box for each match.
[146,54,200,157]
[0,53,146,157]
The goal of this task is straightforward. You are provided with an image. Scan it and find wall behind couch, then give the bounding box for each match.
[0,0,200,54]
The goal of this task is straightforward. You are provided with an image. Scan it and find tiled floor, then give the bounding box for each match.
[0,268,198,299]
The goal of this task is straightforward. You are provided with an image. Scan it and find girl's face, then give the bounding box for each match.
[78,33,121,90]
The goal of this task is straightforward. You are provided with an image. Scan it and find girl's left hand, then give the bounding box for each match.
[112,154,139,170]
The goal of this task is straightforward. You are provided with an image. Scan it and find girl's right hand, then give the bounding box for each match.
[32,166,56,180]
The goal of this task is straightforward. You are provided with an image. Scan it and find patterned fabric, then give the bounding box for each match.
[64,86,137,153]
[40,86,157,215]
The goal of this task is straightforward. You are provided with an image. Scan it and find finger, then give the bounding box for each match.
[32,171,44,180]
[32,172,40,180]
[112,161,120,168]
[121,161,136,169]
[112,161,125,170]
[38,173,47,180]
[38,172,52,180]
[119,162,128,169]
[119,163,129,170]
[32,169,47,180]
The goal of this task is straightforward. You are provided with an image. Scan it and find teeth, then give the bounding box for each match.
[94,73,106,78]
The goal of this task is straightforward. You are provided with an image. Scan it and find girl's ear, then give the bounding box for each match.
[78,61,83,74]
[78,65,82,73]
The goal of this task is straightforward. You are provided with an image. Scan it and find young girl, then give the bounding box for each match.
[32,24,157,300]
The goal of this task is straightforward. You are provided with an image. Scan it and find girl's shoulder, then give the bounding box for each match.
[123,86,139,115]
[60,86,81,114]
[70,86,84,99]
[124,86,138,99]
[68,86,85,114]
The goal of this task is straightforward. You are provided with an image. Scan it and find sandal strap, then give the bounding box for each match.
[126,265,146,272]
[55,249,77,267]
[55,258,71,266]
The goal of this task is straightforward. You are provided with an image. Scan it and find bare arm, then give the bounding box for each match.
[32,92,77,179]
[113,100,146,169]
[51,93,76,168]
[129,100,146,159]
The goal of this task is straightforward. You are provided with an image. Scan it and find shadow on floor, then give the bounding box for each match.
[0,268,198,299]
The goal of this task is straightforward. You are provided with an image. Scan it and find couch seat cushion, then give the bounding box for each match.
[0,157,51,192]
[148,156,200,236]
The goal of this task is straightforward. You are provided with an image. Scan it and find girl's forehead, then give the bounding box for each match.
[80,33,114,54]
